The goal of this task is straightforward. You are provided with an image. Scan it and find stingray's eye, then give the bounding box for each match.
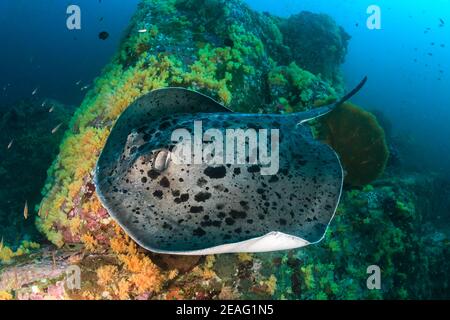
[153,149,171,172]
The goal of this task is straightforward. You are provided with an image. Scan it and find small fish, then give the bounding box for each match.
[48,106,55,113]
[41,101,46,107]
[98,31,109,40]
[76,80,82,86]
[138,29,148,33]
[81,85,90,91]
[32,87,38,95]
[24,201,29,220]
[52,123,63,134]
[7,139,14,150]
[439,18,445,27]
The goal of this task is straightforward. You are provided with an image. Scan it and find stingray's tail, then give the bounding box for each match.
[335,76,368,107]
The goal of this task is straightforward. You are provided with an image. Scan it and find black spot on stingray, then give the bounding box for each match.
[193,228,206,237]
[172,190,180,197]
[148,170,160,180]
[153,190,163,199]
[218,212,226,218]
[141,177,148,184]
[239,201,249,210]
[216,203,225,210]
[204,166,227,179]
[197,177,208,187]
[234,228,242,234]
[247,165,261,173]
[174,193,190,204]
[268,176,279,183]
[160,177,170,188]
[195,192,212,202]
[230,210,246,219]
[298,160,307,166]
[233,168,241,175]
[190,206,204,213]
[162,222,173,230]
[225,217,235,225]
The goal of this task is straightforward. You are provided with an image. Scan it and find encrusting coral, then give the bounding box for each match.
[0,0,447,300]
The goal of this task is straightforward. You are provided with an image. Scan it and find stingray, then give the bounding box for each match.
[94,77,367,255]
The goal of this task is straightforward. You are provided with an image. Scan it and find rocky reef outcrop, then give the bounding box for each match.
[0,0,447,300]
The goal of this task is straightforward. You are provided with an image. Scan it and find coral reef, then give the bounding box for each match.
[271,178,449,299]
[317,102,389,187]
[35,0,340,250]
[0,0,447,301]
[279,11,351,87]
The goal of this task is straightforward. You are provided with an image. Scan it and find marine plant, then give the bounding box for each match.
[317,102,389,186]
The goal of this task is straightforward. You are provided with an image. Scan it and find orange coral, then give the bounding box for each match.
[110,224,164,296]
[81,233,98,252]
[97,265,118,287]
[318,102,389,186]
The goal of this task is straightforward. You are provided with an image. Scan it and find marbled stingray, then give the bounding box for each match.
[94,77,367,255]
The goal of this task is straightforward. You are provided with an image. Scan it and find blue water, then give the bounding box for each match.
[247,0,450,173]
[0,0,449,171]
[0,0,140,106]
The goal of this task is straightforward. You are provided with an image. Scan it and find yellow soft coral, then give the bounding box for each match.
[110,225,164,296]
[81,233,98,252]
[97,265,118,287]
[0,291,13,300]
[0,241,40,264]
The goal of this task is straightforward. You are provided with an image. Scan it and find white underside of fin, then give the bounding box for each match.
[149,232,311,255]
